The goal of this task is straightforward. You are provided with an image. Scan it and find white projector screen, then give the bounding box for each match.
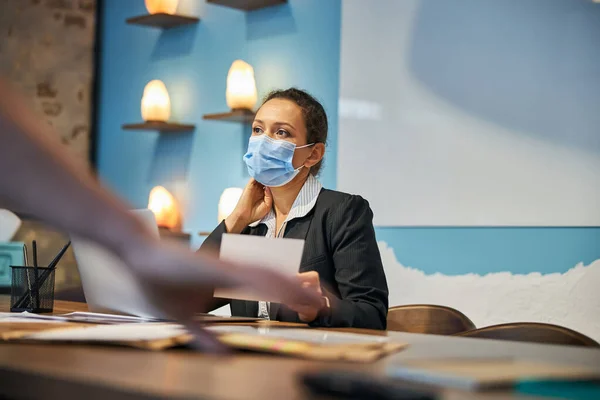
[337,0,600,226]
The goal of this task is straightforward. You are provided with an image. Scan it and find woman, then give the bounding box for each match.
[201,88,388,330]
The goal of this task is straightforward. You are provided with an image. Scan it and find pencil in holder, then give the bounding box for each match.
[10,266,56,313]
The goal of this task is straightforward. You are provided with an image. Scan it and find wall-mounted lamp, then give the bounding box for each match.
[141,80,171,122]
[226,60,257,111]
[145,0,179,14]
[148,186,181,230]
[218,187,243,223]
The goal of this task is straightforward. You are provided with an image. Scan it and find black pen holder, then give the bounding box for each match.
[10,266,56,313]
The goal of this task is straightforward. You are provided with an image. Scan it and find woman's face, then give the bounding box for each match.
[252,98,321,170]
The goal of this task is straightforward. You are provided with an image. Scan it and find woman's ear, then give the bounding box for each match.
[304,143,325,168]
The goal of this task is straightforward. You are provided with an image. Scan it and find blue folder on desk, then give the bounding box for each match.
[0,242,24,288]
[517,380,600,400]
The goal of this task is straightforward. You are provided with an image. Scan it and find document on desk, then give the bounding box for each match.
[214,234,305,302]
[26,323,186,342]
[207,326,390,344]
[0,312,67,323]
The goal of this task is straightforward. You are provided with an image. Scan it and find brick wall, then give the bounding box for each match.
[0,0,97,290]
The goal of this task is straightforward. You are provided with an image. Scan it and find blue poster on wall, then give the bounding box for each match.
[338,0,600,226]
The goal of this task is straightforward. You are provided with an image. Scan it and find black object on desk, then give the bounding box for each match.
[301,370,438,400]
[10,241,70,313]
[10,266,56,313]
[32,240,39,310]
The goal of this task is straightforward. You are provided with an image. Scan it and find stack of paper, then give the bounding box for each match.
[0,319,407,360]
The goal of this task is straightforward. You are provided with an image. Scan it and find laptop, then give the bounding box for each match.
[71,209,260,322]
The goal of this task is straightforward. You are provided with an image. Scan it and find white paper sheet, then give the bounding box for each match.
[0,311,154,324]
[26,323,186,342]
[0,312,67,323]
[214,234,305,302]
[206,326,390,344]
[61,312,157,324]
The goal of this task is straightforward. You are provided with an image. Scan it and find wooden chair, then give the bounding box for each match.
[456,322,600,348]
[387,304,476,335]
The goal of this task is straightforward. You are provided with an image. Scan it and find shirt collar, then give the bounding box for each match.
[249,175,323,228]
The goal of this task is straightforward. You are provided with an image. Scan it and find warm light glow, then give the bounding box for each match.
[145,0,179,14]
[148,186,180,229]
[226,60,257,110]
[218,187,243,223]
[141,80,171,122]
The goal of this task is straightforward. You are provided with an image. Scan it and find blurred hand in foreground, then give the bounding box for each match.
[0,77,321,351]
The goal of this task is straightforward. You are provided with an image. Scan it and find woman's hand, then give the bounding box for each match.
[288,271,326,322]
[225,179,272,233]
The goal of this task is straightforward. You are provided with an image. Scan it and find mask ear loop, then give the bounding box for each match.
[296,143,318,171]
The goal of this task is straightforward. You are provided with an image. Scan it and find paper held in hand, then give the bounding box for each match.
[214,234,305,302]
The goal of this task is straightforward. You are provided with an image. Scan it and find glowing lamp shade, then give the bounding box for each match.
[145,0,178,14]
[226,60,257,110]
[141,80,171,122]
[218,187,243,223]
[148,186,180,230]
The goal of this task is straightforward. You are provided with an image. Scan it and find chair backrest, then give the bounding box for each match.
[387,304,476,335]
[456,322,600,348]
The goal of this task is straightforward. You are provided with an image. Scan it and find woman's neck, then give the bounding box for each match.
[270,172,309,217]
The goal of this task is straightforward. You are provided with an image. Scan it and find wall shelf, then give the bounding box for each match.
[203,109,255,124]
[159,228,191,244]
[126,13,199,29]
[122,122,195,132]
[207,0,287,12]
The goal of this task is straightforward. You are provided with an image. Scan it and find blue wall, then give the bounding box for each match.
[97,0,600,274]
[97,0,340,249]
[375,227,600,276]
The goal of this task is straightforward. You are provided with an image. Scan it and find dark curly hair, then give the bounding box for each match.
[260,88,328,176]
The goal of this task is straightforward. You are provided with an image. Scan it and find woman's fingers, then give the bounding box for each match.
[298,271,320,285]
[301,280,322,295]
[264,186,273,207]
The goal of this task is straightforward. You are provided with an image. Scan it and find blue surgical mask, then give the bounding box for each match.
[243,135,314,187]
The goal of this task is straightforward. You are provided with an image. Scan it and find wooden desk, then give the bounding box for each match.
[1,297,599,400]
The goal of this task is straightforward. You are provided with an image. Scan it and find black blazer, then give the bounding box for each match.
[199,189,389,330]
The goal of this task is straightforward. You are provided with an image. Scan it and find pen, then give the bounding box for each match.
[23,243,28,266]
[46,241,71,272]
[32,240,39,310]
[22,243,32,307]
[38,241,71,287]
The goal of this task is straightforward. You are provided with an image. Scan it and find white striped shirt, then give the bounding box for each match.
[250,174,323,319]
